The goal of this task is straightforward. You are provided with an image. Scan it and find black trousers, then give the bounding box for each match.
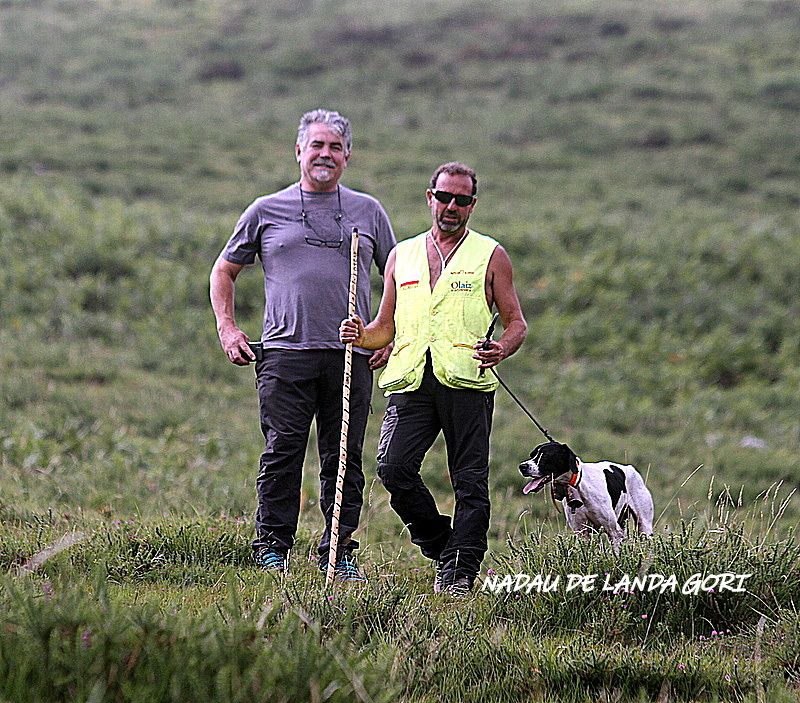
[253,349,371,560]
[376,356,494,583]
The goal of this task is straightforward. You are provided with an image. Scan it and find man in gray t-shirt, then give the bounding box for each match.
[210,109,396,579]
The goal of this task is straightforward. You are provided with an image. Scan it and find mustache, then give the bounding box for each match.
[312,159,337,168]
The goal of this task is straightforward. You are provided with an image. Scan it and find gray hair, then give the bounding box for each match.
[296,109,353,155]
[429,161,478,195]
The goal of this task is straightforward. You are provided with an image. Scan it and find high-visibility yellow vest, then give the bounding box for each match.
[378,229,499,395]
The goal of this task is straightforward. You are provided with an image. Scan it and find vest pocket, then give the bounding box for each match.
[391,341,411,356]
[378,339,418,392]
[442,346,481,385]
[378,368,417,393]
[441,345,497,391]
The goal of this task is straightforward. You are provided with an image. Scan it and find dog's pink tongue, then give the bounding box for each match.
[522,478,548,495]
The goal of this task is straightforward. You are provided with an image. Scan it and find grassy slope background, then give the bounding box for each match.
[0,0,799,700]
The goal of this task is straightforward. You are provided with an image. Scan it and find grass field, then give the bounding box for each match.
[1,0,799,700]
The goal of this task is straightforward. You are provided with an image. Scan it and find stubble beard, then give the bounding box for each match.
[438,214,465,234]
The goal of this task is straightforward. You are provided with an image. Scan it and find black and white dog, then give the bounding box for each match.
[519,441,654,553]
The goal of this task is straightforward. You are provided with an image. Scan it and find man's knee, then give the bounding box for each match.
[319,447,363,474]
[259,422,308,456]
[451,466,490,504]
[377,461,420,493]
[344,459,366,493]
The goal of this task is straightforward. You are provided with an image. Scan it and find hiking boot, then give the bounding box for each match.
[440,576,472,598]
[254,547,287,573]
[320,553,367,583]
[434,562,472,596]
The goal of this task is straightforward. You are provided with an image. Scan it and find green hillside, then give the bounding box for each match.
[1,0,798,523]
[1,0,799,700]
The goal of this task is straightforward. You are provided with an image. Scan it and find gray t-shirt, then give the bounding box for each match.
[222,183,396,353]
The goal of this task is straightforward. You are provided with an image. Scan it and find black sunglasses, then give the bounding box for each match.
[431,190,475,207]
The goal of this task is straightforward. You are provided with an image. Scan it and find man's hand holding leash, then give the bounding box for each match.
[473,312,504,372]
[473,339,506,369]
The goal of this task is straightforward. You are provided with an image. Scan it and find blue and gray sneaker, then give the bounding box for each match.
[254,548,287,573]
[320,553,367,583]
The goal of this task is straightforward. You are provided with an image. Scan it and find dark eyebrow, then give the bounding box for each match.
[310,139,344,148]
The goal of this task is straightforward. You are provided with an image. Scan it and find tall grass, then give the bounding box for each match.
[1,494,798,702]
[0,575,395,703]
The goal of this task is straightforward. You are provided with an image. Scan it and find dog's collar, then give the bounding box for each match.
[566,458,582,487]
[552,460,582,488]
[549,459,583,508]
[552,459,583,488]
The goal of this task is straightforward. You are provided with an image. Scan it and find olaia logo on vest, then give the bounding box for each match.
[450,280,473,292]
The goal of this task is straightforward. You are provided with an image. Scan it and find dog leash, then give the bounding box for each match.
[490,367,556,443]
[481,314,556,444]
[483,320,581,508]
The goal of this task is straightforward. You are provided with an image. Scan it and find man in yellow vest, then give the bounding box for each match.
[339,162,527,595]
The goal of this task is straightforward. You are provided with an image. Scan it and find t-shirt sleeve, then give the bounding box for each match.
[222,200,263,265]
[372,202,397,275]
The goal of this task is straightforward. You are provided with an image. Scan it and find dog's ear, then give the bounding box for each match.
[559,442,579,470]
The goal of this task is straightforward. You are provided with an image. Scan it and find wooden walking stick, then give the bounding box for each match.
[326,227,359,586]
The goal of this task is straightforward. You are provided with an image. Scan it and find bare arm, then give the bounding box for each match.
[209,255,256,365]
[474,245,528,369]
[340,249,397,350]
